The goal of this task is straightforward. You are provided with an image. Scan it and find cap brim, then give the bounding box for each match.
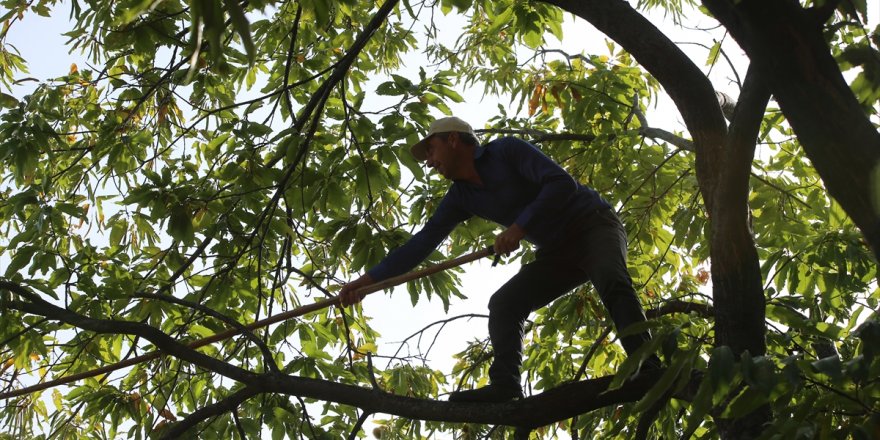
[410,138,429,162]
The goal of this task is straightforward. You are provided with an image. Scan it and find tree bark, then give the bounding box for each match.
[535,2,772,437]
[539,0,728,204]
[712,65,769,358]
[702,0,880,260]
[710,65,773,439]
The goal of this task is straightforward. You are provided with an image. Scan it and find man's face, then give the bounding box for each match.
[424,133,457,179]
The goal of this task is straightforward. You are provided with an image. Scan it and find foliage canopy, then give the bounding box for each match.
[0,0,878,438]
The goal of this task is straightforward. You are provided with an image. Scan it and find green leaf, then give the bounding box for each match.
[303,0,331,25]
[633,350,689,412]
[450,0,472,11]
[5,246,36,277]
[207,133,231,151]
[681,369,716,439]
[488,7,514,35]
[7,227,37,250]
[709,346,736,401]
[705,40,721,67]
[741,354,777,394]
[721,387,768,418]
[811,355,844,382]
[196,0,224,62]
[167,206,195,243]
[223,0,255,63]
[0,92,19,109]
[608,325,667,390]
[522,30,543,48]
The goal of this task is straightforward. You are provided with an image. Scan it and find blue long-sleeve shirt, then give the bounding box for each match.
[367,136,611,281]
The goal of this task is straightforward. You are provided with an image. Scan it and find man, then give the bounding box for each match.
[339,116,657,403]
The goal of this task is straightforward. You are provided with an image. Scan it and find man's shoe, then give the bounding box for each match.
[448,384,523,403]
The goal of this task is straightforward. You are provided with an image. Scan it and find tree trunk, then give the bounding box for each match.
[702,0,880,260]
[537,1,772,437]
[709,65,772,439]
[712,66,769,358]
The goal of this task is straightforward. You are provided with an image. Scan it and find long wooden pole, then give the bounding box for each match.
[0,247,494,400]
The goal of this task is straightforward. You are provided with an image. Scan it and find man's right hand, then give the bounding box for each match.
[338,274,376,307]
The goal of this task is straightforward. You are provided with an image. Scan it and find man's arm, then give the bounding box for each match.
[503,138,578,232]
[339,193,470,306]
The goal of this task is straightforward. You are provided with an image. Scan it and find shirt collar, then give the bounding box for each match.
[473,146,486,160]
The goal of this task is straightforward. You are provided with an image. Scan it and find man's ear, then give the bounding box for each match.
[448,131,460,149]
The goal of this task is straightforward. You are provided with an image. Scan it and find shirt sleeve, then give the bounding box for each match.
[502,138,578,231]
[366,190,472,281]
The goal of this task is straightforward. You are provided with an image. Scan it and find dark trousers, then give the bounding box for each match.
[487,208,652,387]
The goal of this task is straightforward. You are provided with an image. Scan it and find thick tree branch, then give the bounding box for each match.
[160,386,262,439]
[155,369,673,437]
[702,0,880,259]
[645,300,714,319]
[708,60,774,437]
[709,59,770,359]
[134,291,279,373]
[1,281,258,385]
[260,369,665,430]
[478,126,694,152]
[4,280,710,437]
[538,0,727,203]
[723,64,771,212]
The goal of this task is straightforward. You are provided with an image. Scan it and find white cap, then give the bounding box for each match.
[410,116,475,162]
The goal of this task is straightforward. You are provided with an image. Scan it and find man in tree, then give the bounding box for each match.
[340,116,658,403]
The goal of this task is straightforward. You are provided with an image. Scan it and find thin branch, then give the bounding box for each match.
[232,408,248,440]
[133,291,279,373]
[640,127,694,151]
[347,411,372,440]
[155,229,217,295]
[366,352,382,390]
[573,325,614,380]
[388,313,489,369]
[645,300,714,319]
[634,389,672,440]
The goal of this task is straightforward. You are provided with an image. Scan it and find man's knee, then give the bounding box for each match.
[488,289,511,313]
[595,277,628,301]
[488,285,528,317]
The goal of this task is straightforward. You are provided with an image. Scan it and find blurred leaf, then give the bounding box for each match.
[167,206,194,243]
[0,92,18,108]
[224,0,255,62]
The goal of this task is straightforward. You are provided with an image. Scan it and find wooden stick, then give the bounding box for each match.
[0,247,494,400]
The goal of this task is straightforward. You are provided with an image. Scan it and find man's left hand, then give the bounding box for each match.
[495,224,525,255]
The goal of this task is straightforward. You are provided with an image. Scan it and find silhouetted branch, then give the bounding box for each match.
[160,386,262,440]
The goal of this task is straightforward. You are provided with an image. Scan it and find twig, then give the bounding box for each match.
[347,411,372,440]
[232,408,247,439]
[366,352,382,391]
